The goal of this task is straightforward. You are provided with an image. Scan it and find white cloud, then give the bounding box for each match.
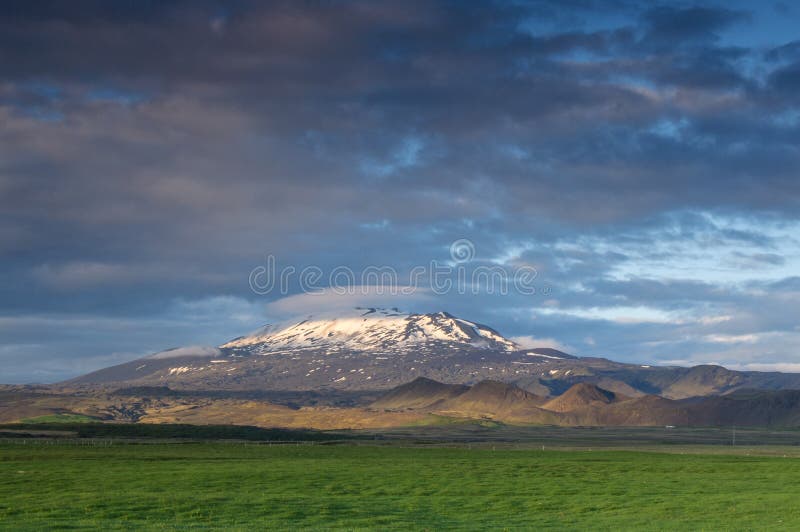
[510,335,571,353]
[0,296,268,383]
[703,333,760,344]
[32,261,238,290]
[597,213,800,285]
[264,287,436,318]
[33,261,136,289]
[699,315,733,325]
[533,305,683,324]
[149,345,221,359]
[170,296,265,325]
[727,363,800,373]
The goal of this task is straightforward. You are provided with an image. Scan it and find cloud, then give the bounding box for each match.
[728,363,800,373]
[641,6,749,45]
[0,296,267,382]
[149,345,221,359]
[534,306,684,325]
[509,335,571,353]
[264,288,436,318]
[703,333,761,344]
[33,262,139,289]
[2,1,800,380]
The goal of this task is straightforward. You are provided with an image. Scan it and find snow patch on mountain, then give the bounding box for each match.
[221,308,518,353]
[526,352,563,360]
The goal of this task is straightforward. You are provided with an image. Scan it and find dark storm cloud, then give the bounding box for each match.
[1,0,800,380]
[641,5,749,45]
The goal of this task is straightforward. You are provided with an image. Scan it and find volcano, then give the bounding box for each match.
[68,307,800,399]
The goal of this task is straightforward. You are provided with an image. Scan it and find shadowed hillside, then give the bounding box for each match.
[543,382,625,412]
[370,377,469,410]
[372,378,800,428]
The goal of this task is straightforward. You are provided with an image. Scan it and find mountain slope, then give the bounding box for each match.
[684,389,800,426]
[428,380,557,424]
[371,378,555,423]
[370,378,681,426]
[371,377,469,410]
[543,382,625,413]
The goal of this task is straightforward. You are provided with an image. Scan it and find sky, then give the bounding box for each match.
[2,0,800,383]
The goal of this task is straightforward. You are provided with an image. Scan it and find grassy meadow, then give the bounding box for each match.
[2,441,799,530]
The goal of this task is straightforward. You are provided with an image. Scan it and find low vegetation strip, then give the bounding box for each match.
[1,443,799,530]
[19,414,100,424]
[0,422,358,442]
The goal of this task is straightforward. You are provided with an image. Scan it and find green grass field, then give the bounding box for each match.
[2,442,799,530]
[19,413,101,424]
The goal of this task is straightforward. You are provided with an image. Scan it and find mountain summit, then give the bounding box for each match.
[222,308,517,354]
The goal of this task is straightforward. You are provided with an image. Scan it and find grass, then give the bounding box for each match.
[18,413,100,424]
[406,414,505,428]
[2,442,800,530]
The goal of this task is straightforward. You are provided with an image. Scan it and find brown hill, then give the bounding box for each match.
[661,364,747,399]
[543,382,625,412]
[373,378,690,426]
[440,380,546,409]
[372,379,557,424]
[539,383,687,426]
[563,395,688,426]
[436,380,557,424]
[370,377,469,410]
[685,389,800,427]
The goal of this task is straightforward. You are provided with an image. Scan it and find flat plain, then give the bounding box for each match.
[2,431,800,530]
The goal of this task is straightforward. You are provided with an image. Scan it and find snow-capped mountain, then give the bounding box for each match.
[222,308,517,353]
[70,307,575,391]
[66,307,800,399]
